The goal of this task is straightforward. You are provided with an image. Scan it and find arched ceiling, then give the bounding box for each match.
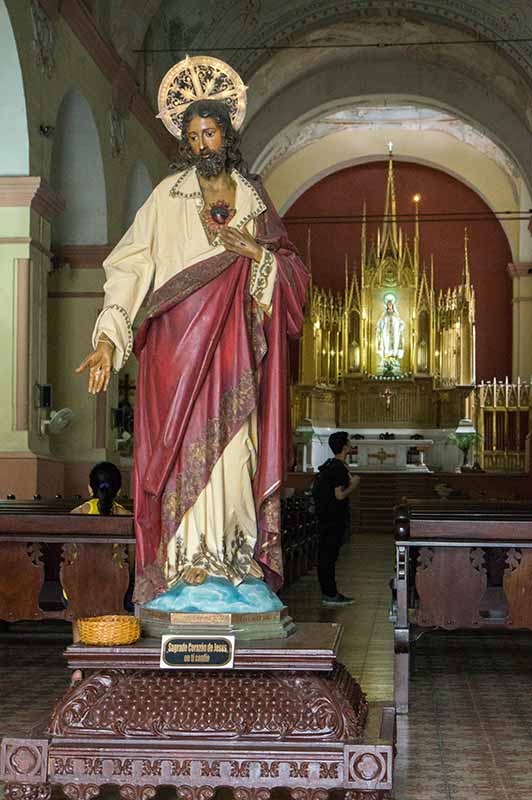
[86,0,532,230]
[242,48,532,199]
[99,0,532,85]
[255,104,520,185]
[260,108,523,260]
[91,1,532,183]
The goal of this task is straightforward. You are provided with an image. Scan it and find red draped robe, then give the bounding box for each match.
[132,181,309,603]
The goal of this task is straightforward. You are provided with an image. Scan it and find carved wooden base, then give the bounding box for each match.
[1,629,394,797]
[1,680,393,799]
[2,786,391,800]
[47,664,368,740]
[4,785,51,800]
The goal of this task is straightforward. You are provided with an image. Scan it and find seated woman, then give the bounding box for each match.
[68,463,133,655]
[71,462,131,516]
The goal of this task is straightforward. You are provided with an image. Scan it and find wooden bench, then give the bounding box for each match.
[394,499,532,712]
[0,494,317,623]
[0,503,134,624]
[281,495,318,589]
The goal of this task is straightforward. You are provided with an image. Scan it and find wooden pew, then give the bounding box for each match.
[281,495,318,589]
[0,493,315,623]
[394,499,532,713]
[0,504,134,623]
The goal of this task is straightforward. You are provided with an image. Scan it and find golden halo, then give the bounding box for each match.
[157,55,247,140]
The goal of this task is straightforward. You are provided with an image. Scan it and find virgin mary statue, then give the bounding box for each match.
[376,295,405,371]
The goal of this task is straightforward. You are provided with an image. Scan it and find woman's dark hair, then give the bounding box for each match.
[89,461,122,516]
[328,431,350,455]
[173,99,248,176]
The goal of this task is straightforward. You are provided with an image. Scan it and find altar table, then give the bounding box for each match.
[352,438,433,472]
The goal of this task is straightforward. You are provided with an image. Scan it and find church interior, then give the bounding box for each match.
[2,2,532,800]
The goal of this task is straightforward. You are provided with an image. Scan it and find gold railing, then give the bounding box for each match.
[475,378,532,471]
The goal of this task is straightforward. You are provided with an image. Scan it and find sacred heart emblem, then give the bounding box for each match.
[207,200,235,227]
[210,204,231,225]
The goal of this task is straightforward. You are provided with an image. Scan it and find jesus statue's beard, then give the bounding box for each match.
[193,146,228,178]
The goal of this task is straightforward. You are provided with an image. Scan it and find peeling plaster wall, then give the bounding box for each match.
[243,53,532,202]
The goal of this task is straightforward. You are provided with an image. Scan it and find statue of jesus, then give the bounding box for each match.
[76,56,309,605]
[376,296,405,369]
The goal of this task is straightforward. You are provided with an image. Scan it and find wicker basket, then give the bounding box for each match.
[77,614,140,646]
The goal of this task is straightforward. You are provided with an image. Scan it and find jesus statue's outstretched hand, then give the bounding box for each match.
[76,337,115,395]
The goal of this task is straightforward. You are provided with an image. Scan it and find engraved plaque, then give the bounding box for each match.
[160,635,235,669]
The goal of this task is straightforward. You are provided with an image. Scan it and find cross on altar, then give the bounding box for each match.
[380,388,393,409]
[368,448,396,464]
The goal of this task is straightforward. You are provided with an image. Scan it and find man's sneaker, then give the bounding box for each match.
[321,593,355,606]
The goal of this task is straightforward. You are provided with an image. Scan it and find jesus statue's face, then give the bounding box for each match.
[186,115,227,178]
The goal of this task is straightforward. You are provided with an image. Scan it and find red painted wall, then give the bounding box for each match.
[283,161,513,381]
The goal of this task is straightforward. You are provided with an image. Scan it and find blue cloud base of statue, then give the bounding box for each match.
[143,576,284,614]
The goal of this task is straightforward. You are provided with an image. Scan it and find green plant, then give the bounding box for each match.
[448,431,483,466]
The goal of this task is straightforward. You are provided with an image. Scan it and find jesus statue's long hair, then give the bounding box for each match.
[172,99,249,177]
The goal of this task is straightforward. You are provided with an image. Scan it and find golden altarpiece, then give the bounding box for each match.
[293,154,476,432]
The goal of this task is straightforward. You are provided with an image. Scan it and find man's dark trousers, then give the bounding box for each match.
[317,517,346,597]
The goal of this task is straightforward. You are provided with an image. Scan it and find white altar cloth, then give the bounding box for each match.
[351,438,433,472]
[293,426,446,473]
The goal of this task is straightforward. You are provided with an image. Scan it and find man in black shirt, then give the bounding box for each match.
[313,431,359,606]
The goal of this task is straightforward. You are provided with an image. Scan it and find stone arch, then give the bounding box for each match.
[122,160,153,232]
[0,0,29,175]
[239,2,532,91]
[243,56,532,200]
[51,90,107,245]
[258,110,526,261]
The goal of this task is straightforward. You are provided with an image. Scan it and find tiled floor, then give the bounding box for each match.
[284,533,532,800]
[2,533,532,800]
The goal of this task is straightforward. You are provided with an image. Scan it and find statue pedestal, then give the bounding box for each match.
[140,606,296,640]
[0,624,394,800]
[140,577,295,641]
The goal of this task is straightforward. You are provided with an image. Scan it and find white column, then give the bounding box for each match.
[0,177,65,496]
[508,262,532,381]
